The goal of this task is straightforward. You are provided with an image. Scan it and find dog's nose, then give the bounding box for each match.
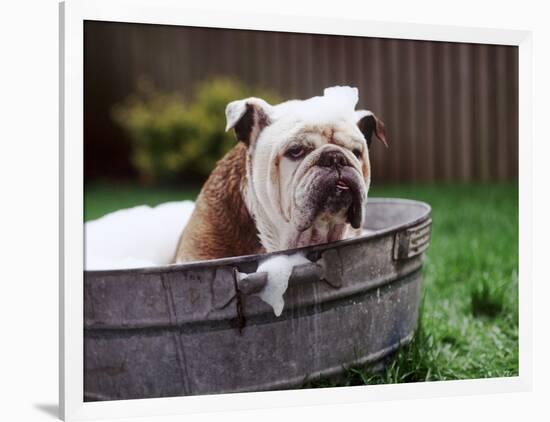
[318,150,349,168]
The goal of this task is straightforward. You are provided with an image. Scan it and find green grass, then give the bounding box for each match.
[84,183,200,222]
[85,182,518,384]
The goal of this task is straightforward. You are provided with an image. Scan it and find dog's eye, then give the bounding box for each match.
[352,148,362,159]
[285,145,306,160]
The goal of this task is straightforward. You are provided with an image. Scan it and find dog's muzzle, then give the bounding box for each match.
[293,148,366,231]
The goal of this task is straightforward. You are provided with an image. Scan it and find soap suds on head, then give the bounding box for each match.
[250,253,311,317]
[271,86,360,125]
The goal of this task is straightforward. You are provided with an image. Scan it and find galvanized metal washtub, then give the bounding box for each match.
[84,198,431,401]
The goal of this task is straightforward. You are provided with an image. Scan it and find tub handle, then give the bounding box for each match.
[236,262,324,295]
[393,218,432,260]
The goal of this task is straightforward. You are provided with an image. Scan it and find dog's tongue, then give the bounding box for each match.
[336,179,350,190]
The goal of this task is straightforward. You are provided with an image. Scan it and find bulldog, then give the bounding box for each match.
[173,86,387,263]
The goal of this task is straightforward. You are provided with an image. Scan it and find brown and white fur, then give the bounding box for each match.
[174,87,386,263]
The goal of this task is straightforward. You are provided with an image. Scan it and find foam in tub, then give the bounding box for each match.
[85,201,195,270]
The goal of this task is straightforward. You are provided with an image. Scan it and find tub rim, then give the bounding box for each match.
[85,197,431,276]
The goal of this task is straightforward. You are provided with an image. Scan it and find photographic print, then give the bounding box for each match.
[82,20,518,402]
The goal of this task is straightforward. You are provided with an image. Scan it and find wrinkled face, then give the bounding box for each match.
[260,121,369,234]
[225,88,386,251]
[244,115,378,250]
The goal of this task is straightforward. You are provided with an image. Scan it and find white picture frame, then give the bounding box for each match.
[60,0,532,420]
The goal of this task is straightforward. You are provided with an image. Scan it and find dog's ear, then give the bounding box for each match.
[225,98,272,146]
[356,110,388,148]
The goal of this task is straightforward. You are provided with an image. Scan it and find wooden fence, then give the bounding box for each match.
[84,20,518,183]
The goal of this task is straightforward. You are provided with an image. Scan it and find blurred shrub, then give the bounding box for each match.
[112,78,280,184]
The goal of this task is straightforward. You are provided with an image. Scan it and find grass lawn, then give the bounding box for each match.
[85,183,201,222]
[85,182,518,384]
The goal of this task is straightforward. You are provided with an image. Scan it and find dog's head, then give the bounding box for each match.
[225,86,387,251]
